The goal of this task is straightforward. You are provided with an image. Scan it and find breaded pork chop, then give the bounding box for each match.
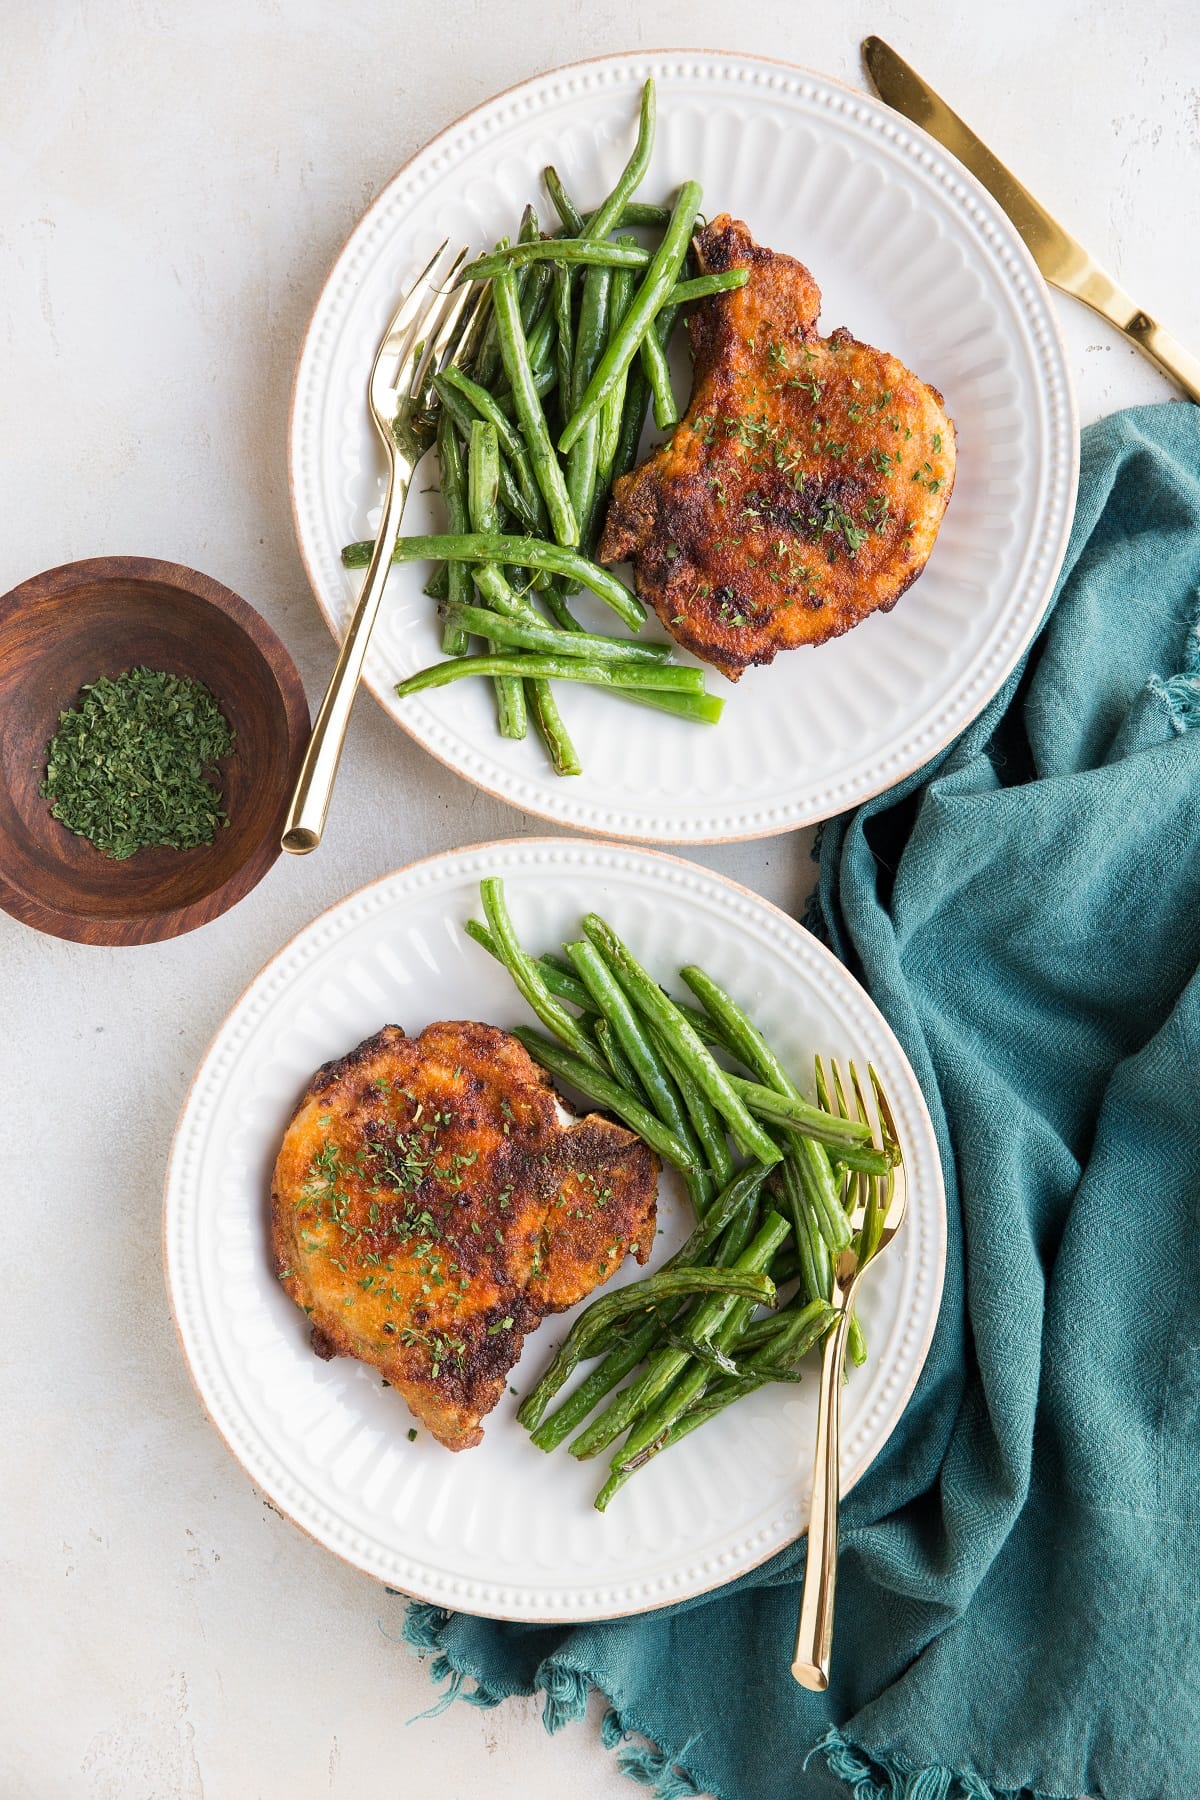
[600,216,956,679]
[271,1022,659,1449]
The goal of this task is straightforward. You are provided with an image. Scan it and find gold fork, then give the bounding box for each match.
[792,1058,908,1690]
[281,242,485,854]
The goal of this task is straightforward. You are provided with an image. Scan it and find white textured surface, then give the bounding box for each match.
[165,842,944,1617]
[1,2,1193,1795]
[293,53,1076,840]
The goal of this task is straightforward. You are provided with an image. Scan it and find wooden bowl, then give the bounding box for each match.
[0,557,309,945]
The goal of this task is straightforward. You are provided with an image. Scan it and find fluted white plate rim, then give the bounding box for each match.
[164,838,946,1620]
[289,50,1077,845]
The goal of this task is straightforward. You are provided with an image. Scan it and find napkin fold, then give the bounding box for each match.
[398,403,1200,1800]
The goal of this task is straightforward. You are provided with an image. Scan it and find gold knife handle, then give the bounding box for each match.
[1068,265,1200,404]
[1122,309,1200,405]
[862,36,1200,407]
[792,1300,853,1690]
[281,459,410,854]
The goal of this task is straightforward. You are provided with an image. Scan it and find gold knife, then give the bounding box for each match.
[863,35,1200,404]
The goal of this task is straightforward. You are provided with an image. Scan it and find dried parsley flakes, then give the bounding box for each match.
[41,667,235,860]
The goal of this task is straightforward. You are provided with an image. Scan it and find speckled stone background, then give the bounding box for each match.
[2,2,1194,1794]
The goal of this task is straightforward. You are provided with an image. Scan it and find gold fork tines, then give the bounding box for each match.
[281,242,476,855]
[792,1057,907,1691]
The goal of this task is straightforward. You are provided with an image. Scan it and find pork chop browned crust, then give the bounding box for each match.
[599,216,956,679]
[271,1022,659,1449]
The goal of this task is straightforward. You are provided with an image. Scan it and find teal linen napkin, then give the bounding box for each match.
[397,403,1200,1800]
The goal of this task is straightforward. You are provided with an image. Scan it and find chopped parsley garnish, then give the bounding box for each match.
[41,667,234,860]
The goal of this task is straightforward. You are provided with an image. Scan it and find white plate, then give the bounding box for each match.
[164,838,945,1620]
[289,51,1077,844]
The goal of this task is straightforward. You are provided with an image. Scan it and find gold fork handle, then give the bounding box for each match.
[281,459,410,854]
[792,1300,854,1690]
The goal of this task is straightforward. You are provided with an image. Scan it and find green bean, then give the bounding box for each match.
[583,1158,767,1363]
[567,264,612,556]
[464,918,598,1013]
[559,180,702,454]
[680,962,864,1271]
[669,1162,771,1269]
[588,76,656,238]
[436,368,546,523]
[512,1027,698,1175]
[492,266,578,548]
[775,1152,831,1306]
[510,208,536,335]
[792,1132,852,1253]
[423,560,450,602]
[667,269,749,305]
[724,1074,884,1159]
[522,279,556,353]
[517,206,554,334]
[541,80,656,262]
[435,410,470,655]
[527,680,581,778]
[640,316,678,430]
[648,1021,734,1189]
[728,1076,888,1163]
[565,939,710,1217]
[468,231,508,389]
[594,1014,644,1097]
[396,655,704,700]
[544,166,585,234]
[467,422,525,738]
[435,377,544,538]
[516,1264,772,1431]
[552,264,574,415]
[593,1393,725,1507]
[440,602,669,665]
[716,1178,762,1266]
[610,1212,791,1471]
[462,240,650,281]
[491,358,557,414]
[581,916,781,1165]
[571,1171,764,1403]
[593,1393,722,1508]
[557,77,654,536]
[680,966,881,1159]
[540,583,585,633]
[612,359,653,481]
[543,176,669,237]
[571,1211,785,1461]
[520,299,559,385]
[478,879,600,1068]
[679,965,794,1090]
[748,1297,838,1371]
[527,1165,768,1450]
[593,1295,836,1509]
[767,1243,803,1287]
[478,944,731,1050]
[668,995,740,1054]
[736,1292,837,1355]
[343,533,644,631]
[614,200,669,228]
[496,459,542,536]
[602,1297,831,1507]
[615,687,726,723]
[531,1318,661,1453]
[598,256,636,487]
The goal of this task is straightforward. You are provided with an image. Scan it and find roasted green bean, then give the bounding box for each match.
[559,180,702,454]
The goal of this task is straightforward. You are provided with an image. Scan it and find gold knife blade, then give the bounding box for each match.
[862,35,1200,404]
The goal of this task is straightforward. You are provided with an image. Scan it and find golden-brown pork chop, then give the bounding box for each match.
[271,1022,659,1449]
[600,216,956,679]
